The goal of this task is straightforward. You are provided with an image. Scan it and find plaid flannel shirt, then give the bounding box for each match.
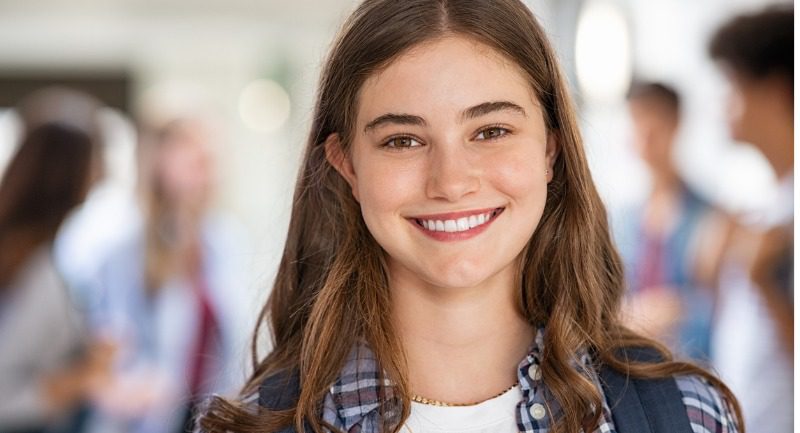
[321,328,739,433]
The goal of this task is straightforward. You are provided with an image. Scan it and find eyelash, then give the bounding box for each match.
[382,135,423,150]
[475,124,511,140]
[380,125,512,150]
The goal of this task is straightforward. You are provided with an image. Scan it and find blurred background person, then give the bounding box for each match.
[615,82,723,363]
[0,88,113,433]
[84,117,250,433]
[706,5,793,433]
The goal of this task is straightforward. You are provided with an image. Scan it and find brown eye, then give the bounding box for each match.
[384,136,422,148]
[476,126,509,140]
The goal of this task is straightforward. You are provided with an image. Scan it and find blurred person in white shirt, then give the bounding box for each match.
[85,117,251,433]
[707,6,793,433]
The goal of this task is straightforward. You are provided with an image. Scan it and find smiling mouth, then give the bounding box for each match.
[410,207,505,233]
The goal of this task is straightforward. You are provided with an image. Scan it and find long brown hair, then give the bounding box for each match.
[0,88,101,291]
[138,118,213,295]
[200,1,744,432]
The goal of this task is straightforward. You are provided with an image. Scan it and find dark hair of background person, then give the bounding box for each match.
[0,88,102,291]
[709,5,793,87]
[199,1,745,432]
[626,81,681,121]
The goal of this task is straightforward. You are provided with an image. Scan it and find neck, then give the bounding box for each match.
[642,172,683,236]
[751,97,794,178]
[762,124,794,179]
[649,168,681,197]
[390,260,533,405]
[169,203,204,239]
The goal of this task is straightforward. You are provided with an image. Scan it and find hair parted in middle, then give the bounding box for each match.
[199,1,743,432]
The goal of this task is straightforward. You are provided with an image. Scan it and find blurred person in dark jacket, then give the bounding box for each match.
[615,82,723,363]
[707,6,793,433]
[0,88,113,433]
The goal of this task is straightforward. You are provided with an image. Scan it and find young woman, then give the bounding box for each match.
[85,117,250,433]
[200,1,743,432]
[0,87,110,432]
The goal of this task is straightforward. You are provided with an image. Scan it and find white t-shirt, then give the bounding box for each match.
[710,173,793,433]
[400,385,521,433]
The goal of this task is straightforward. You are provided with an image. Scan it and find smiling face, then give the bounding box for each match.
[327,35,557,291]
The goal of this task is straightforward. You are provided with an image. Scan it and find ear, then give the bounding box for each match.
[324,133,360,201]
[545,132,559,183]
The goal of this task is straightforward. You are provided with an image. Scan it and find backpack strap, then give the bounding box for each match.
[259,369,301,411]
[259,370,305,433]
[598,347,693,433]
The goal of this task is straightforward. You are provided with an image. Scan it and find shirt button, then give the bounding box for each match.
[529,403,547,420]
[528,364,542,381]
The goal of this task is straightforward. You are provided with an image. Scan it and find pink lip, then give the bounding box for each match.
[406,207,505,242]
[407,207,502,221]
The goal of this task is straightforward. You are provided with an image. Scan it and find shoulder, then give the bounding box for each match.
[675,375,740,433]
[97,230,145,276]
[599,347,740,433]
[14,247,62,290]
[258,369,301,411]
[257,370,307,433]
[10,247,75,312]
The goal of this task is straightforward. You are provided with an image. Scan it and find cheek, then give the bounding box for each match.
[726,87,758,139]
[486,149,549,261]
[354,159,423,229]
[487,146,547,204]
[727,91,746,123]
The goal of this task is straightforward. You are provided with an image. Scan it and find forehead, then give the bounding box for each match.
[357,35,540,122]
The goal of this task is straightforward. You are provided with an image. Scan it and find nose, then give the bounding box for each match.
[425,141,481,202]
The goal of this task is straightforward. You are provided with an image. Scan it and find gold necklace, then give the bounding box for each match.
[410,383,518,407]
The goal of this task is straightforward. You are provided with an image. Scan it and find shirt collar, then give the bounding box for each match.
[322,340,400,431]
[321,327,595,431]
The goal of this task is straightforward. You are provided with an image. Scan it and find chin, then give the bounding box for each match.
[426,276,489,291]
[420,261,502,291]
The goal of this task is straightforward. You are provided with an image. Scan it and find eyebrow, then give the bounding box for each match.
[363,100,527,133]
[462,101,527,120]
[364,113,426,133]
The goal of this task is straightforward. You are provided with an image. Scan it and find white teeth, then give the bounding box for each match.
[418,209,500,233]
